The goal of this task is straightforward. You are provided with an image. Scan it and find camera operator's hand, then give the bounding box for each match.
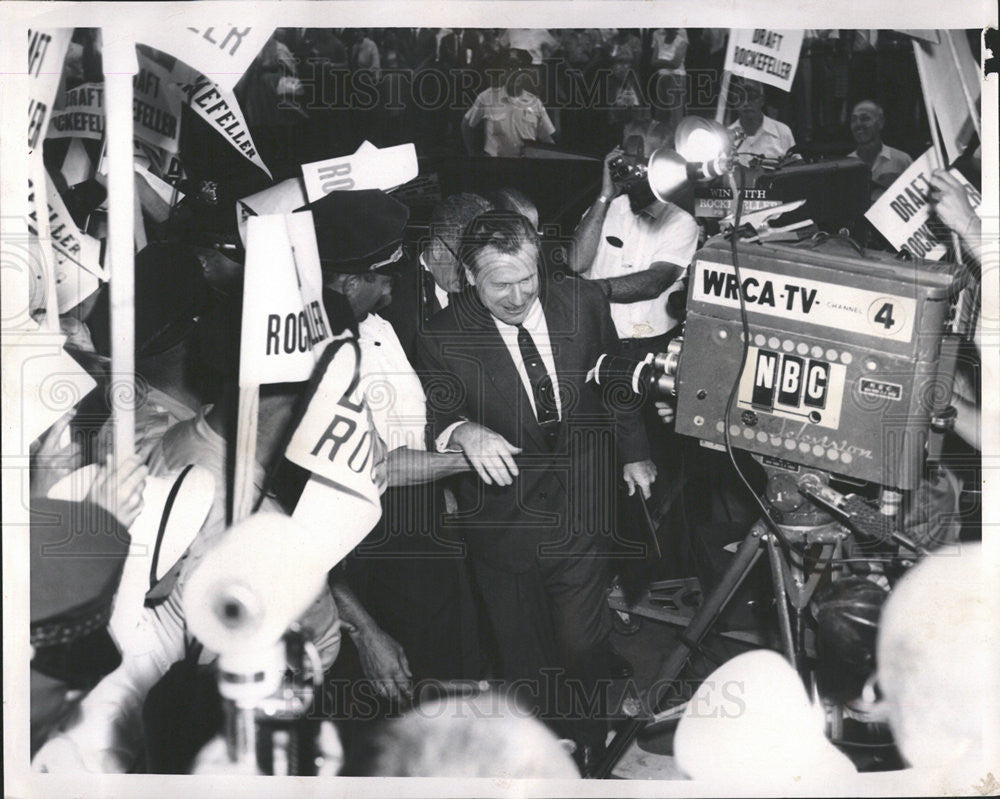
[623,459,657,500]
[601,146,625,201]
[450,421,522,487]
[654,401,675,425]
[351,623,413,703]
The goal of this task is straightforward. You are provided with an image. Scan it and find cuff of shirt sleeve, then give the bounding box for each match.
[435,421,467,453]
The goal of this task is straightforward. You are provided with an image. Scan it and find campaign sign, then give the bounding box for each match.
[137,25,273,92]
[865,148,982,261]
[236,176,307,245]
[48,81,105,141]
[724,29,805,92]
[239,212,332,386]
[182,75,271,177]
[285,337,381,508]
[28,28,73,149]
[133,55,183,153]
[301,142,418,203]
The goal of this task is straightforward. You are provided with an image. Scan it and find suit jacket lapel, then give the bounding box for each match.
[452,289,550,453]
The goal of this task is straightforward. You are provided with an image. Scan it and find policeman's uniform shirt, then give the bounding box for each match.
[848,143,913,187]
[588,195,699,340]
[357,313,429,452]
[729,114,796,160]
[464,87,556,158]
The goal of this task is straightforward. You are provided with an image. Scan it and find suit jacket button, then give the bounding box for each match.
[539,491,547,499]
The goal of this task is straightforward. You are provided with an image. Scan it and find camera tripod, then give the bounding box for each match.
[590,469,852,778]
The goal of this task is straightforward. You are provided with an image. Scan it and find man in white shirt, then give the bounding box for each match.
[461,52,556,157]
[570,119,699,353]
[847,99,913,200]
[728,79,796,162]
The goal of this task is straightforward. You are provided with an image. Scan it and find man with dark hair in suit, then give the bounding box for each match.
[416,211,655,769]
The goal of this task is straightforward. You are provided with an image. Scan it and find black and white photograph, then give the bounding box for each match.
[2,2,997,796]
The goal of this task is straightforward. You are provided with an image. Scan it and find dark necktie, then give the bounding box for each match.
[421,269,441,320]
[516,324,560,443]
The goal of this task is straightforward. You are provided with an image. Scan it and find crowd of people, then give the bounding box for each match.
[232,27,975,175]
[24,25,989,785]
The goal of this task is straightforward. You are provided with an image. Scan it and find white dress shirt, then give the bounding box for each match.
[848,143,913,187]
[435,297,561,451]
[729,114,796,160]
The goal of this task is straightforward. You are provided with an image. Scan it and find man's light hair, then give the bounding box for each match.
[350,691,579,777]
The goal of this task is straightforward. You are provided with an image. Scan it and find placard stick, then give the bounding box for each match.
[715,71,732,124]
[232,384,260,525]
[29,155,60,332]
[945,30,981,143]
[105,31,138,460]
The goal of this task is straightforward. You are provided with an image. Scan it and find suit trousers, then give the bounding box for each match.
[471,544,612,748]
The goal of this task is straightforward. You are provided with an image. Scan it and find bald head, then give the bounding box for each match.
[850,100,885,148]
[877,544,992,772]
[349,691,579,778]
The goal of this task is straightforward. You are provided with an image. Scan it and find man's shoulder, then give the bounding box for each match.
[764,115,794,137]
[884,144,913,165]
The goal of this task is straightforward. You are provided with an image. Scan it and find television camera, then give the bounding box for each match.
[587,121,969,777]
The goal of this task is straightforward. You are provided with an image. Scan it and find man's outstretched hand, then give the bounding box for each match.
[450,422,522,487]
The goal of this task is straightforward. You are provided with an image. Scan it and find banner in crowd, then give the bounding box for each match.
[301,141,418,203]
[723,29,804,92]
[239,212,332,386]
[47,81,105,141]
[288,339,384,568]
[865,148,982,260]
[180,74,271,178]
[137,25,273,92]
[133,54,182,153]
[28,28,73,148]
[236,176,307,245]
[28,171,105,279]
[911,31,980,165]
[694,187,783,218]
[285,338,381,505]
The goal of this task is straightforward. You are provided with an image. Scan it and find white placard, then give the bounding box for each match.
[723,29,805,92]
[137,25,272,92]
[181,75,271,178]
[47,81,105,141]
[285,338,381,508]
[27,28,73,149]
[235,176,307,246]
[238,212,332,386]
[301,142,418,203]
[864,148,982,261]
[133,54,182,153]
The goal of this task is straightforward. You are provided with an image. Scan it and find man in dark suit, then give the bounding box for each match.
[416,211,656,767]
[379,192,492,364]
